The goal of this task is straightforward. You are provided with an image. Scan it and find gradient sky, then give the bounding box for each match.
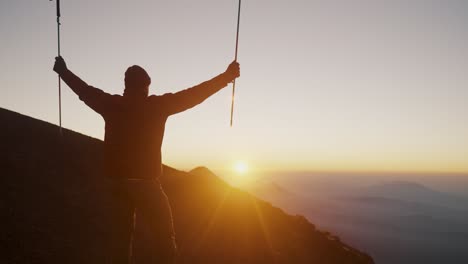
[1,0,467,173]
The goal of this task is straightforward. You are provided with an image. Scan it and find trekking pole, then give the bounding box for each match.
[230,0,241,127]
[50,0,62,135]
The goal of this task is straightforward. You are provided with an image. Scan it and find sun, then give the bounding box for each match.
[234,160,249,174]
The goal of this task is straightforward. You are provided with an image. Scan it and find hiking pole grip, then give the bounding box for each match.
[230,0,241,127]
[56,0,61,18]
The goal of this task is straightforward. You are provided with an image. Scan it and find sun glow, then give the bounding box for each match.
[229,160,253,187]
[234,160,249,175]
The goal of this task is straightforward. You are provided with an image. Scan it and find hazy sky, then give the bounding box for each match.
[1,0,467,173]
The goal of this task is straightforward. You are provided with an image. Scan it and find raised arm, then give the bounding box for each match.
[53,56,89,96]
[53,56,112,115]
[161,61,240,115]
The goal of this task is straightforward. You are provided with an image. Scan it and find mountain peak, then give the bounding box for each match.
[189,166,216,177]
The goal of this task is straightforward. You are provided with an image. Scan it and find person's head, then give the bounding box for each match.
[124,65,151,97]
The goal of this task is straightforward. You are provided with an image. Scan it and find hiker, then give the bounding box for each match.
[53,56,240,263]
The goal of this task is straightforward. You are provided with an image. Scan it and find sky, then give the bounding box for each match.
[1,0,468,174]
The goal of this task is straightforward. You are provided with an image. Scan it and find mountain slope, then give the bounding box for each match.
[0,108,373,264]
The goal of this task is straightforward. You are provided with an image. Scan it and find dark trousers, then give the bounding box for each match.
[108,178,177,264]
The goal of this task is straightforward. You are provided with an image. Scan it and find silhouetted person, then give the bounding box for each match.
[53,56,240,264]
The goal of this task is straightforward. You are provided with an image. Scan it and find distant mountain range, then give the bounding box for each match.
[360,181,468,210]
[0,108,373,264]
[245,172,468,264]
